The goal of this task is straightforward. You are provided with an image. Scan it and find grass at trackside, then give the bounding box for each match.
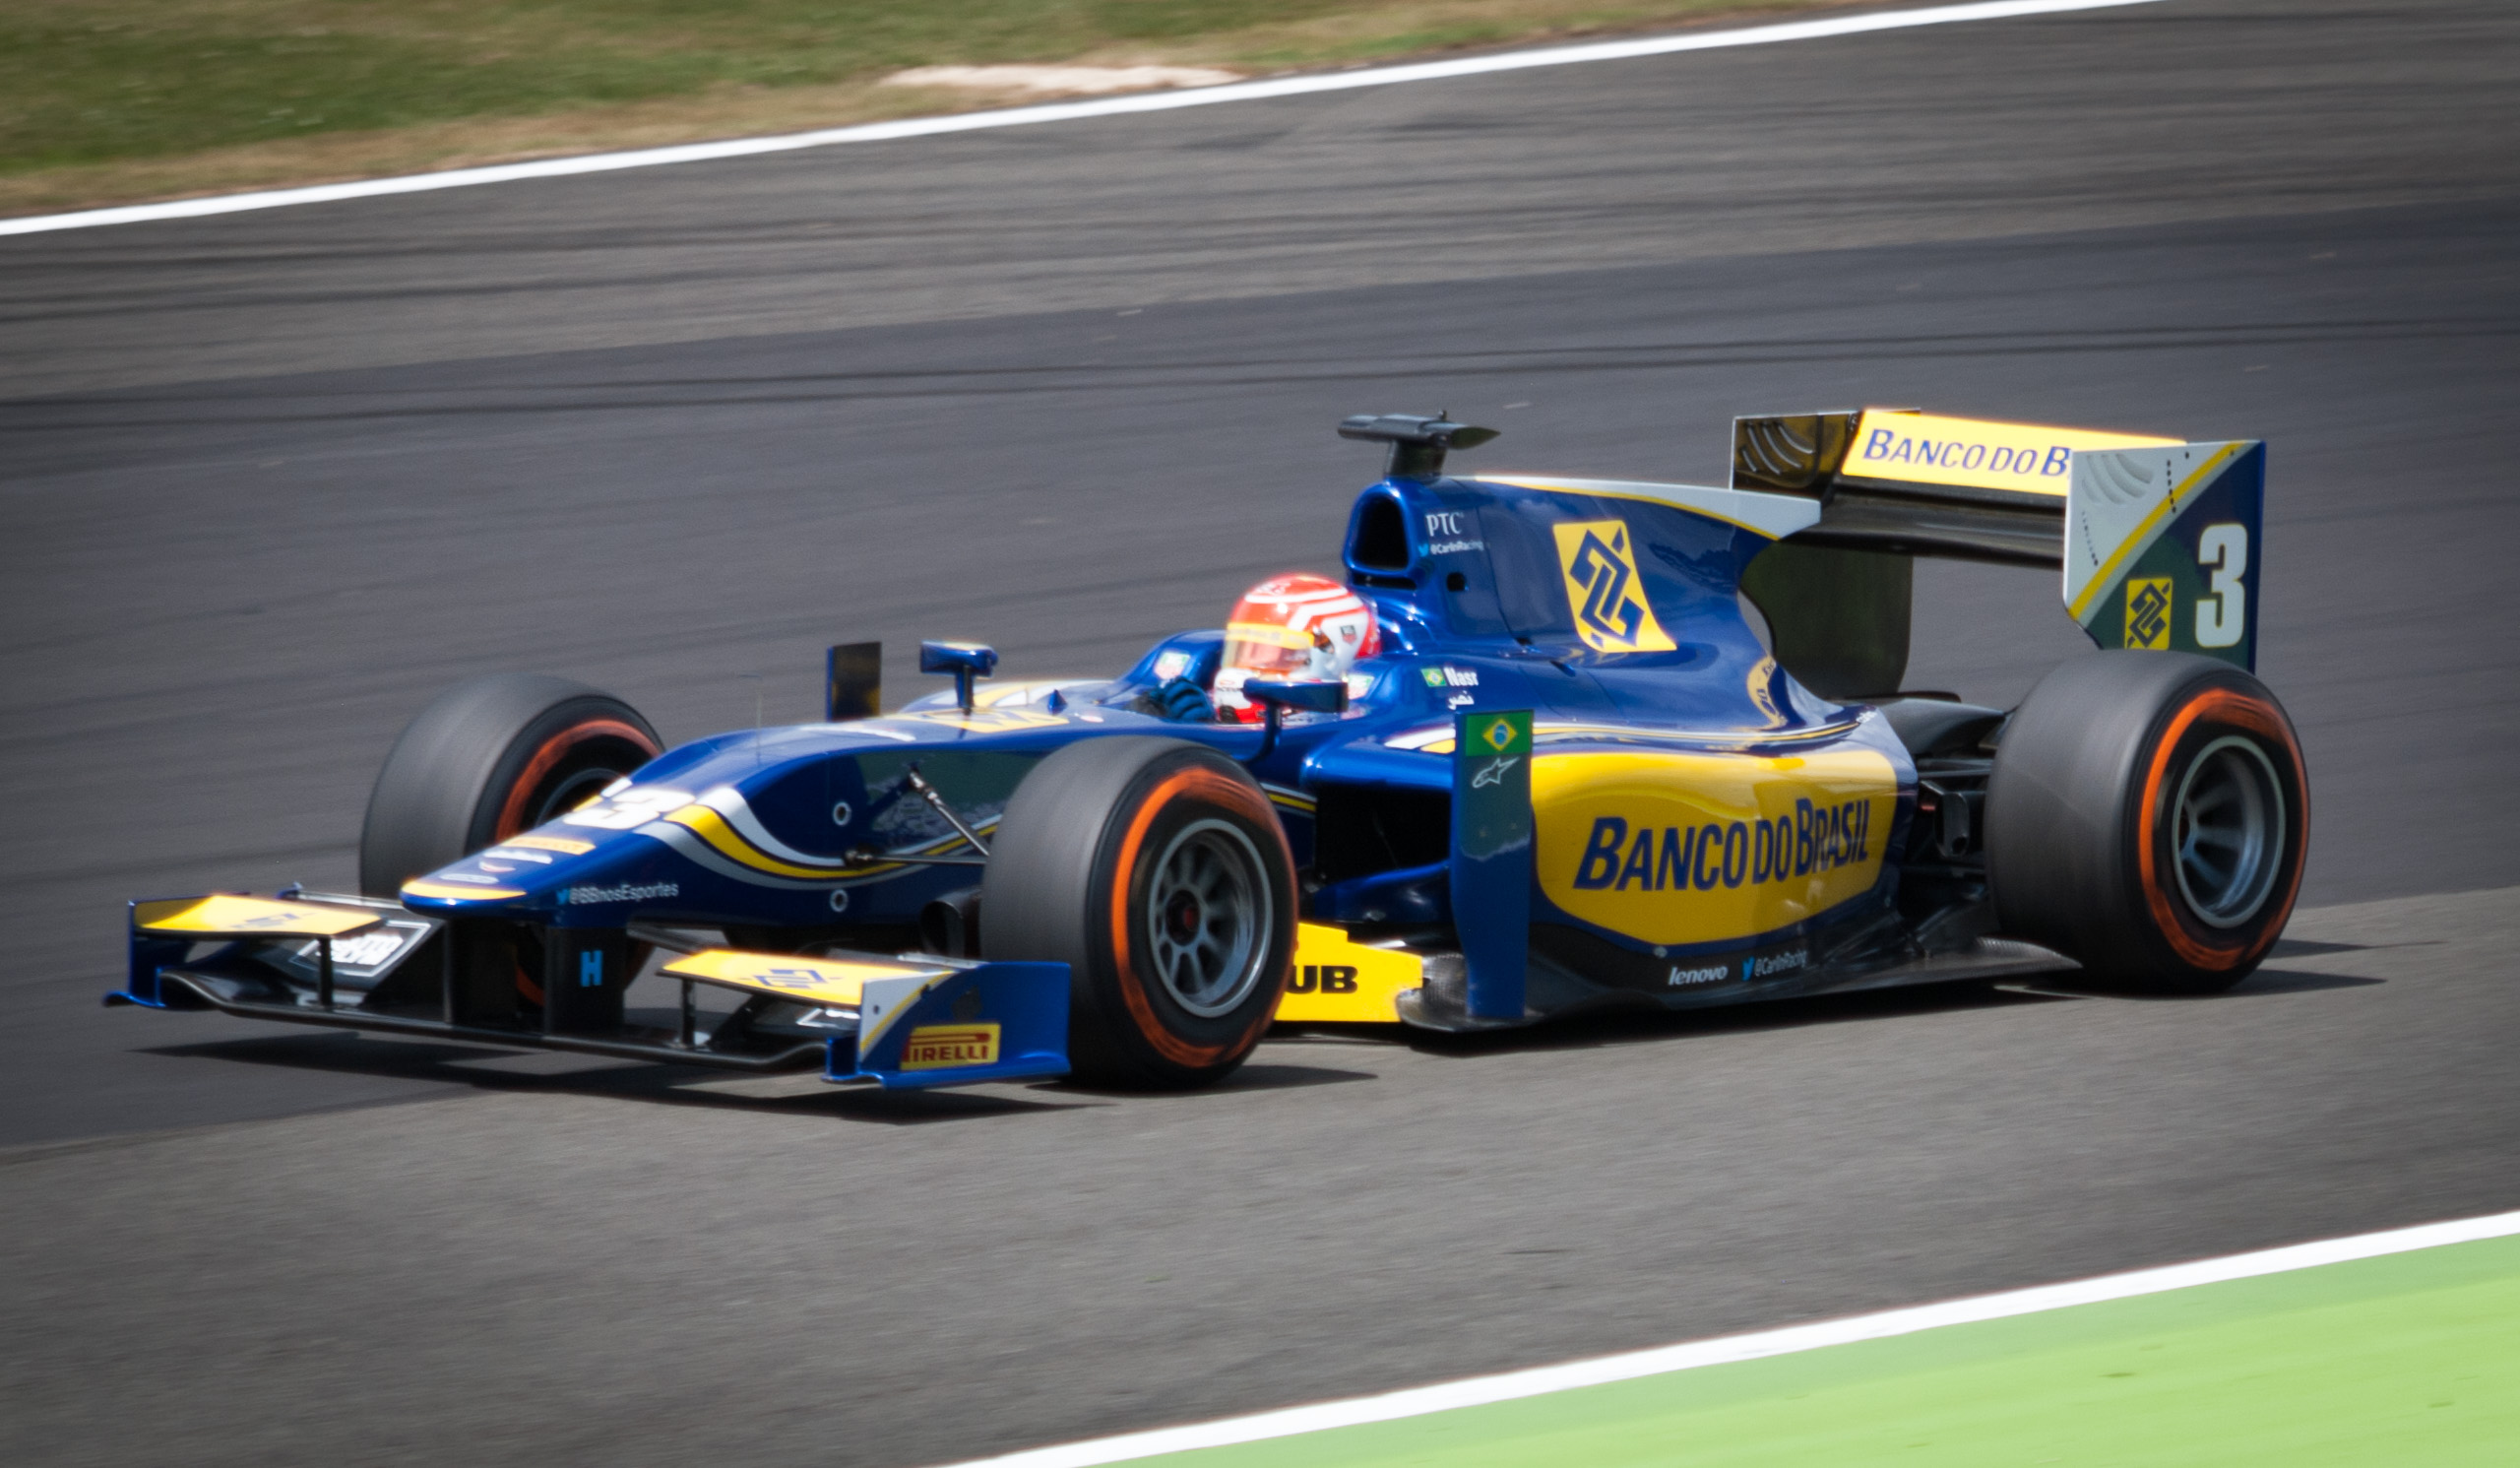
[1,0,1829,216]
[1158,1233,2520,1466]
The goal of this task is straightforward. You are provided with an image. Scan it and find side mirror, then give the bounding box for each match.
[919,641,999,714]
[1242,678,1350,716]
[826,641,881,721]
[1242,678,1349,759]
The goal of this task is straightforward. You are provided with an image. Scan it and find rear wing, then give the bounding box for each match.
[1732,409,2263,674]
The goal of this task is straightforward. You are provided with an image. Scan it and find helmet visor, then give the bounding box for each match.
[1224,621,1324,676]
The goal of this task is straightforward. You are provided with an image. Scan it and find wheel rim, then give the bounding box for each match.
[2171,734,2285,929]
[1144,818,1271,1018]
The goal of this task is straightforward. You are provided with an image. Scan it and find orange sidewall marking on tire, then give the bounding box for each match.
[494,719,660,842]
[2137,688,2308,970]
[1106,766,1293,1068]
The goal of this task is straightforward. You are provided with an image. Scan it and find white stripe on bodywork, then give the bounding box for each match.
[1480,477,1825,541]
[856,971,956,1055]
[1380,715,1865,753]
[698,785,856,869]
[637,820,858,892]
[640,803,997,890]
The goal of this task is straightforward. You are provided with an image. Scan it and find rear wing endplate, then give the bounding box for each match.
[2062,440,2265,672]
[1732,409,2263,671]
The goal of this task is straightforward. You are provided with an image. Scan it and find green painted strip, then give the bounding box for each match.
[1154,1234,2520,1466]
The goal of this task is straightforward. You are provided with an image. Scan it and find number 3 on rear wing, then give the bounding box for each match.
[2065,440,2266,673]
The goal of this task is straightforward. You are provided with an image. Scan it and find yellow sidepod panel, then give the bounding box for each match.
[1275,923,1420,1023]
[1533,747,1900,947]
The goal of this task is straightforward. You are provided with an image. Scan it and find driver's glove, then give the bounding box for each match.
[1150,677,1216,723]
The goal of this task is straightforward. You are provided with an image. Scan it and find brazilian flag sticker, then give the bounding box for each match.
[1455,709,1534,864]
[1466,710,1532,758]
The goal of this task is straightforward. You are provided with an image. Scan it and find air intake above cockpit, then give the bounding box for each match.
[1337,413,1499,479]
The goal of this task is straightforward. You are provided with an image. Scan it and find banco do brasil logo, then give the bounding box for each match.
[2124,577,2172,650]
[1551,519,1675,655]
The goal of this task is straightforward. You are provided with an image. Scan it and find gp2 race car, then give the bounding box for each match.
[114,408,2307,1090]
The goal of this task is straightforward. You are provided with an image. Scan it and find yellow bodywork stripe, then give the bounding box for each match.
[134,894,383,937]
[663,803,854,879]
[665,800,989,881]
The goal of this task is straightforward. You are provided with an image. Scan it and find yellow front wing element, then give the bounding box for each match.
[659,948,952,1008]
[1533,747,1899,947]
[1840,410,2175,497]
[1274,923,1422,1023]
[133,894,383,938]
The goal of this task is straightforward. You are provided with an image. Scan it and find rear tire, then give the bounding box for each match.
[358,673,662,897]
[1986,652,2307,993]
[982,736,1295,1088]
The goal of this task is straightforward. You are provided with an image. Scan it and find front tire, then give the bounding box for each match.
[358,673,662,896]
[982,736,1295,1088]
[1985,652,2307,993]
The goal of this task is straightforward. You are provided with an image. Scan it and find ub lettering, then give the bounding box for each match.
[1287,965,1358,994]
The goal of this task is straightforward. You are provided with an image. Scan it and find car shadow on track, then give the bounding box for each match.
[1282,950,2392,1060]
[140,1033,1380,1120]
[2018,938,2400,1001]
[1044,1061,1380,1102]
[2030,967,2389,999]
[136,1031,1101,1125]
[1283,979,2072,1060]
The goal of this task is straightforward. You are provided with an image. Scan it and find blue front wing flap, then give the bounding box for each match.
[832,961,1071,1090]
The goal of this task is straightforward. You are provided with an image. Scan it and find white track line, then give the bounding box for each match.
[0,0,2173,238]
[931,1206,2520,1468]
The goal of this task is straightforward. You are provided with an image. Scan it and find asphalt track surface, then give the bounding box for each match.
[2,0,2516,1463]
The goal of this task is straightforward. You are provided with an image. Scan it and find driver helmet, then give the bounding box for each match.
[1214,573,1379,723]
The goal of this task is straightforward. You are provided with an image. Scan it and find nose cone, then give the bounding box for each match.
[399,832,594,915]
[400,783,703,916]
[401,829,682,917]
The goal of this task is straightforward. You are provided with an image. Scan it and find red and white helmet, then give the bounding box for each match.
[1213,574,1379,723]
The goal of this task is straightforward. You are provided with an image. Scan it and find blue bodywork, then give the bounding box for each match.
[398,470,1940,1022]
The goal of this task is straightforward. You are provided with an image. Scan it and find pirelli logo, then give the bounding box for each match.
[901,1022,1000,1070]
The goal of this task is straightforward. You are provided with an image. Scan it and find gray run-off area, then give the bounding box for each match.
[2,1,2516,1464]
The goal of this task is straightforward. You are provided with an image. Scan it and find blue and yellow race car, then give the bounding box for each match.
[115,409,2307,1090]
